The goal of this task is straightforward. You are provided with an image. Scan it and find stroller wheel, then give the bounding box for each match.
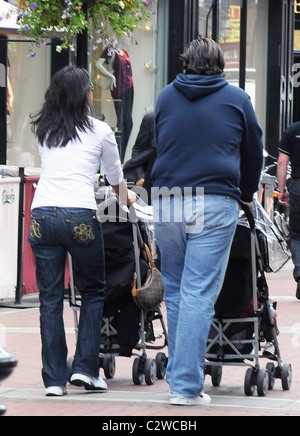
[257,369,269,397]
[132,357,144,385]
[155,352,167,380]
[67,357,74,379]
[281,363,292,391]
[144,358,157,385]
[211,365,222,387]
[244,368,256,396]
[102,355,116,379]
[266,363,276,390]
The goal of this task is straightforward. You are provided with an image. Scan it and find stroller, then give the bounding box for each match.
[67,191,168,386]
[205,201,292,397]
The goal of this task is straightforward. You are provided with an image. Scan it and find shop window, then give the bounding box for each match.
[7,37,51,167]
[199,0,242,84]
[245,0,268,136]
[219,0,242,86]
[90,1,158,164]
[295,2,300,50]
[199,0,214,38]
[198,0,267,135]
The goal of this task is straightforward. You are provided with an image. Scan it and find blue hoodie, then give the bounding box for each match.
[151,74,263,202]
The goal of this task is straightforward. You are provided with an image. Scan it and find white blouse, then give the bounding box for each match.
[31,117,123,211]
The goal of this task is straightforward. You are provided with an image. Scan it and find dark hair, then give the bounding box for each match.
[31,65,93,148]
[180,36,225,76]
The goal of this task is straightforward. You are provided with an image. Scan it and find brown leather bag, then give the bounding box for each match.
[131,244,165,311]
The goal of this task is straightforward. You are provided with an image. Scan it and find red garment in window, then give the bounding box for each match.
[101,48,133,99]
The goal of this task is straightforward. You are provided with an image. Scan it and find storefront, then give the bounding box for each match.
[0,0,296,166]
[0,0,159,167]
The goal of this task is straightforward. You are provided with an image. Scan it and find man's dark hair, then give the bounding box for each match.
[180,36,225,76]
[31,65,93,148]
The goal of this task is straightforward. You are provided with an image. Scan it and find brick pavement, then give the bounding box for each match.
[0,260,300,417]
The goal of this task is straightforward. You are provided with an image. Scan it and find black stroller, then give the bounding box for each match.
[205,201,292,397]
[67,193,168,386]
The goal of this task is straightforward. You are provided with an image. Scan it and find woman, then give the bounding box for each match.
[152,37,263,406]
[28,65,135,396]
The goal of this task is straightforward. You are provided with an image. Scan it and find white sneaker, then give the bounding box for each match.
[45,386,67,397]
[70,373,108,391]
[263,342,276,359]
[170,391,211,406]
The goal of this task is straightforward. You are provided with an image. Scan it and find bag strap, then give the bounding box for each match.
[132,273,138,296]
[144,243,156,269]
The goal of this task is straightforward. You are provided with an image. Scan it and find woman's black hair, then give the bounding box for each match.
[180,36,225,76]
[31,65,93,148]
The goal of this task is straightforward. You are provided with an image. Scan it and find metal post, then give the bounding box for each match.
[76,4,89,69]
[212,0,219,42]
[239,0,247,89]
[15,167,25,305]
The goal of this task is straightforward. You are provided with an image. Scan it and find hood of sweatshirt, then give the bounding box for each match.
[173,73,228,101]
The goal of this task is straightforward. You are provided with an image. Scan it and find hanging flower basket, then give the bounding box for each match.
[9,0,153,50]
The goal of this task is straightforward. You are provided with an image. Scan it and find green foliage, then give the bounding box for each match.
[12,0,152,50]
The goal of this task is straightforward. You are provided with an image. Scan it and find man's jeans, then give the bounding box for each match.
[28,207,106,388]
[288,179,300,281]
[153,195,238,397]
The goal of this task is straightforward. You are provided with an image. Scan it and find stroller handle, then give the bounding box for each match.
[240,202,255,230]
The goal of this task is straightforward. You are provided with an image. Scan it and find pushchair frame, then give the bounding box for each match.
[205,204,292,397]
[67,197,168,386]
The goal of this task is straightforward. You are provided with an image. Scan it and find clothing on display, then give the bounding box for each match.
[100,48,134,162]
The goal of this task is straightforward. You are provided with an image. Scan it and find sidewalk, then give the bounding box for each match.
[0,260,300,417]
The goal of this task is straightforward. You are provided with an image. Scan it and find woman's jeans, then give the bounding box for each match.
[153,194,238,397]
[28,207,106,388]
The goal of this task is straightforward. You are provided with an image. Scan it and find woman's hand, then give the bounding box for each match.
[127,189,136,205]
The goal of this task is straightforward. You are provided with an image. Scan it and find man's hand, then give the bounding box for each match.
[279,190,289,207]
[136,178,145,187]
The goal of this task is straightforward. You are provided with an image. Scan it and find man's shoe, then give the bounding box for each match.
[170,391,211,406]
[296,280,300,300]
[45,386,67,397]
[70,373,108,391]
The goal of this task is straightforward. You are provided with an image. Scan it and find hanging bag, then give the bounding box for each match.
[131,244,164,311]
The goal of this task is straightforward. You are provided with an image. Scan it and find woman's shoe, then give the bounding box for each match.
[45,386,67,397]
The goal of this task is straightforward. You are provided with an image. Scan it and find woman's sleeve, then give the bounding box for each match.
[101,130,124,186]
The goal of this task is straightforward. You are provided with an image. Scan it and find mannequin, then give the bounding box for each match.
[96,40,134,163]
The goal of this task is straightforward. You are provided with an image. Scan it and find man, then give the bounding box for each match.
[151,37,263,406]
[277,122,300,299]
[123,112,156,204]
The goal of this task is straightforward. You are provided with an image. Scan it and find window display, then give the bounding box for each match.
[96,39,134,162]
[7,37,51,167]
[91,2,157,164]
